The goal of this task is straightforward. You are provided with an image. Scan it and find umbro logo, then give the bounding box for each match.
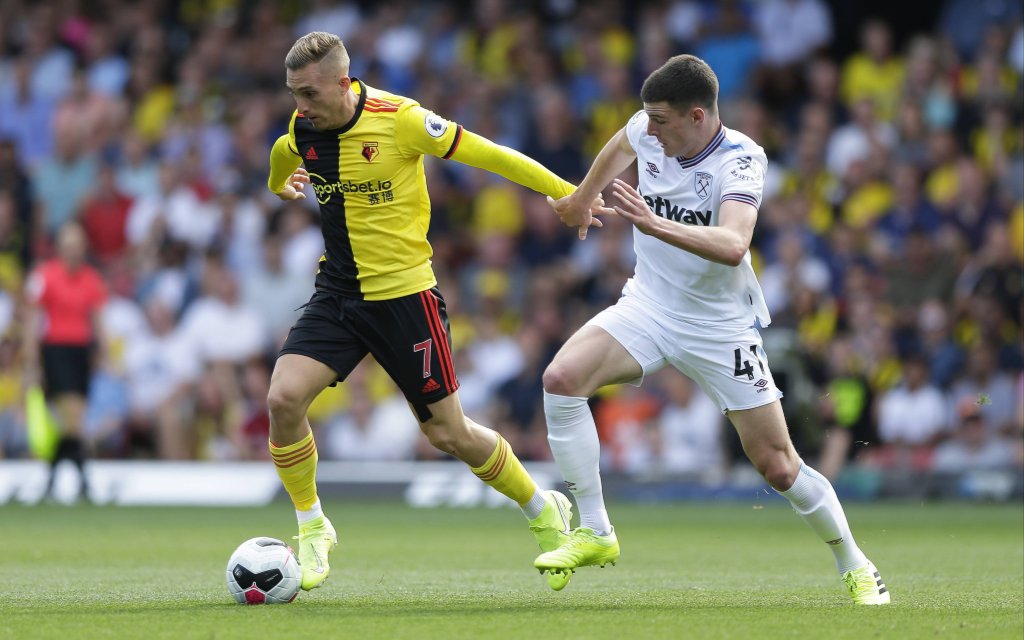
[645,162,660,178]
[754,378,769,393]
[422,378,440,393]
[305,146,319,160]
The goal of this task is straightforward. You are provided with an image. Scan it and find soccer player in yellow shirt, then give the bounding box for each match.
[266,32,601,592]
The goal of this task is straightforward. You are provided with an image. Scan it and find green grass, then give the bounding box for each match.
[1,501,1021,639]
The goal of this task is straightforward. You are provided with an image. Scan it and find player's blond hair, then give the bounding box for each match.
[285,32,350,75]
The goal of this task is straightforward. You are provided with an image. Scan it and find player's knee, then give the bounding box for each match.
[760,457,799,491]
[266,382,305,422]
[542,361,583,397]
[420,421,460,457]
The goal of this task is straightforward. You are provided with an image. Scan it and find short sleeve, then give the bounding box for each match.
[624,110,647,152]
[719,152,768,210]
[394,104,462,160]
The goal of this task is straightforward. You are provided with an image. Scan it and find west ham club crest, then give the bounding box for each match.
[695,172,712,199]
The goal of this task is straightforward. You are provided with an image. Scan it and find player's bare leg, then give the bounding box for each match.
[421,393,575,590]
[729,401,890,604]
[267,354,339,590]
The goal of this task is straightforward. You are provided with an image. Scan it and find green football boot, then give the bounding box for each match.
[534,526,619,577]
[528,491,574,591]
[842,561,890,605]
[295,515,337,591]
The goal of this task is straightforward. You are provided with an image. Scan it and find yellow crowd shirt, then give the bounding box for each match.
[268,79,574,300]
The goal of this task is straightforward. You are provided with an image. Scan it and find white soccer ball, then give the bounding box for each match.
[225,537,302,604]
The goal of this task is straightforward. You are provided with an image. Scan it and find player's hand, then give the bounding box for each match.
[547,193,617,240]
[610,178,659,235]
[275,167,310,201]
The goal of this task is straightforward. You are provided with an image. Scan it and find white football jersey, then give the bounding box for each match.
[623,110,772,328]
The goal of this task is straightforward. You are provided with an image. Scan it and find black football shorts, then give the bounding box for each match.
[279,287,459,422]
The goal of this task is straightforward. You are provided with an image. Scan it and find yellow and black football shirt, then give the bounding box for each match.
[269,79,575,300]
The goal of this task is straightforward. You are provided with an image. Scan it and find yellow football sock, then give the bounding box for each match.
[470,435,537,506]
[270,432,319,511]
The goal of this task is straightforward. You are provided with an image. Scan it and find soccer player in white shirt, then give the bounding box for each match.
[537,55,889,605]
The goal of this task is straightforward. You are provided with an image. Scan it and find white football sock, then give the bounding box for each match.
[777,464,868,574]
[296,499,324,524]
[521,489,547,520]
[544,391,612,536]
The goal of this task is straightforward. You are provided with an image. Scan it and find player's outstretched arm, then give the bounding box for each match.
[267,133,309,201]
[610,178,755,266]
[448,129,577,199]
[449,130,613,239]
[547,127,635,239]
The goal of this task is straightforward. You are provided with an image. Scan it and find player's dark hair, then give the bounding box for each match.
[640,55,719,115]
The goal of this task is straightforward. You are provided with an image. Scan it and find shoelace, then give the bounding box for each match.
[842,569,873,594]
[554,530,599,555]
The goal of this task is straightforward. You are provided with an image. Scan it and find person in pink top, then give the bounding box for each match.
[25,221,107,502]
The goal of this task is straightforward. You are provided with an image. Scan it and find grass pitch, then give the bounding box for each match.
[1,500,1021,639]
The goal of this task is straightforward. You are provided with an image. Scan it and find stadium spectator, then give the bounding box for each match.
[759,228,832,318]
[652,369,724,476]
[915,299,965,389]
[322,364,420,462]
[932,398,1018,473]
[874,163,943,256]
[752,0,832,108]
[79,162,133,267]
[51,66,125,155]
[884,228,959,355]
[122,298,200,459]
[813,336,877,481]
[241,233,314,352]
[840,19,904,122]
[753,0,831,69]
[693,0,760,103]
[125,162,202,256]
[179,256,266,367]
[276,201,325,278]
[876,352,949,468]
[826,97,896,185]
[493,326,553,461]
[0,56,58,171]
[32,132,98,236]
[113,133,160,201]
[948,339,1020,436]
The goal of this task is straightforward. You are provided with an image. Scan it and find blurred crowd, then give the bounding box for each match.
[0,0,1021,483]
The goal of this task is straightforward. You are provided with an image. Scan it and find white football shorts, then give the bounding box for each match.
[585,292,784,413]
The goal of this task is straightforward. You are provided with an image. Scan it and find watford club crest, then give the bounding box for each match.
[362,141,379,162]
